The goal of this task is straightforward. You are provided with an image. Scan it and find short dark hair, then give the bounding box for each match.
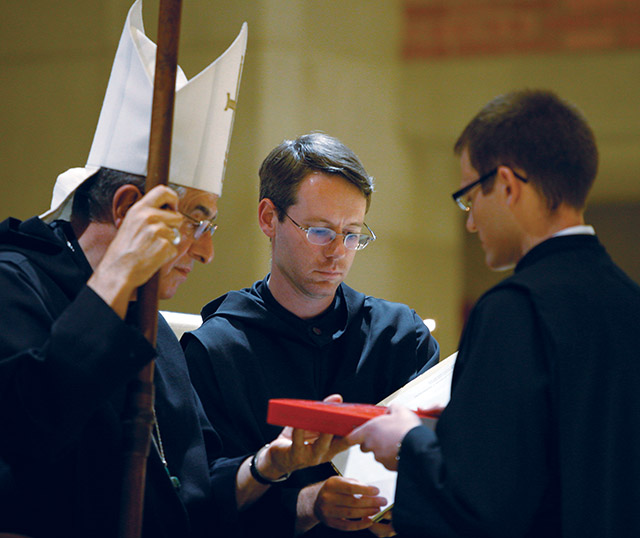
[71,167,188,225]
[71,167,146,223]
[454,89,598,211]
[259,133,375,218]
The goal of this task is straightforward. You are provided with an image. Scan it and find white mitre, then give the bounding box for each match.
[41,0,247,222]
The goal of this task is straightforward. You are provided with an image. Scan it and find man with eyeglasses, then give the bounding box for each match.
[0,5,346,537]
[348,89,640,537]
[183,132,440,538]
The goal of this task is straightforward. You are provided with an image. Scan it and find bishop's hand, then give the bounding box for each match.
[87,185,183,318]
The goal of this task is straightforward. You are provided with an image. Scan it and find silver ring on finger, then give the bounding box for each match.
[171,227,181,246]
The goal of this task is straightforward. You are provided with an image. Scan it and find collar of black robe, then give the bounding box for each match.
[257,275,347,346]
[515,234,601,274]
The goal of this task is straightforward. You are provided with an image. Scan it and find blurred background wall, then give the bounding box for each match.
[1,0,638,358]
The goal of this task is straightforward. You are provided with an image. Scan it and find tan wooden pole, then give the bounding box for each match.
[117,1,183,537]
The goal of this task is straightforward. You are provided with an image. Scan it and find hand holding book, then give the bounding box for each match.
[267,353,456,523]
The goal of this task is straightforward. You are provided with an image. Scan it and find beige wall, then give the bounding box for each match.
[1,0,639,357]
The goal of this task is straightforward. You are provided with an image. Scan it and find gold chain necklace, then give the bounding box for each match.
[152,407,182,491]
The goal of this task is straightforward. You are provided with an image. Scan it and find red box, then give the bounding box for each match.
[267,398,440,437]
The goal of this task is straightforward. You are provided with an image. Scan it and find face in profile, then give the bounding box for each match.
[459,150,522,272]
[158,186,218,300]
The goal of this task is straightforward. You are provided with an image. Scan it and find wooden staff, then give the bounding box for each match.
[118,1,183,537]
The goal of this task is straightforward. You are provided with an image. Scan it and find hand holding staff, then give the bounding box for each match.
[118,2,183,537]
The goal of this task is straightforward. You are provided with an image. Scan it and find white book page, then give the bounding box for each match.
[331,352,457,520]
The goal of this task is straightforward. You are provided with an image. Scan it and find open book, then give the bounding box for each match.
[331,351,457,522]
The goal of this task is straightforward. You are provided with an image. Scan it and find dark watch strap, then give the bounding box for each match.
[249,443,291,485]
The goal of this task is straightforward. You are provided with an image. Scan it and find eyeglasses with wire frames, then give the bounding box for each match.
[278,209,376,251]
[452,167,528,211]
[179,211,218,239]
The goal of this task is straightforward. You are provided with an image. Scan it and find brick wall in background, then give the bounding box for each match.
[403,0,640,59]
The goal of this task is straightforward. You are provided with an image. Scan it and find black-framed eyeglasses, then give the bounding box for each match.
[280,210,376,251]
[451,167,528,211]
[180,211,218,239]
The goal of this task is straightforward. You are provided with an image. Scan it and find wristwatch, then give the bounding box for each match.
[249,443,291,485]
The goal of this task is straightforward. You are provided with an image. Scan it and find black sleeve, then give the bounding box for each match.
[0,262,155,461]
[183,333,302,537]
[394,288,551,538]
[412,309,440,377]
[182,333,261,456]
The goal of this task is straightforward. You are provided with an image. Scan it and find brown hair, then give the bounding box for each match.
[259,132,374,218]
[454,89,598,210]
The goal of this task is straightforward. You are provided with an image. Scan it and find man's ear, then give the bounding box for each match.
[112,184,143,227]
[257,198,279,239]
[497,166,524,208]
